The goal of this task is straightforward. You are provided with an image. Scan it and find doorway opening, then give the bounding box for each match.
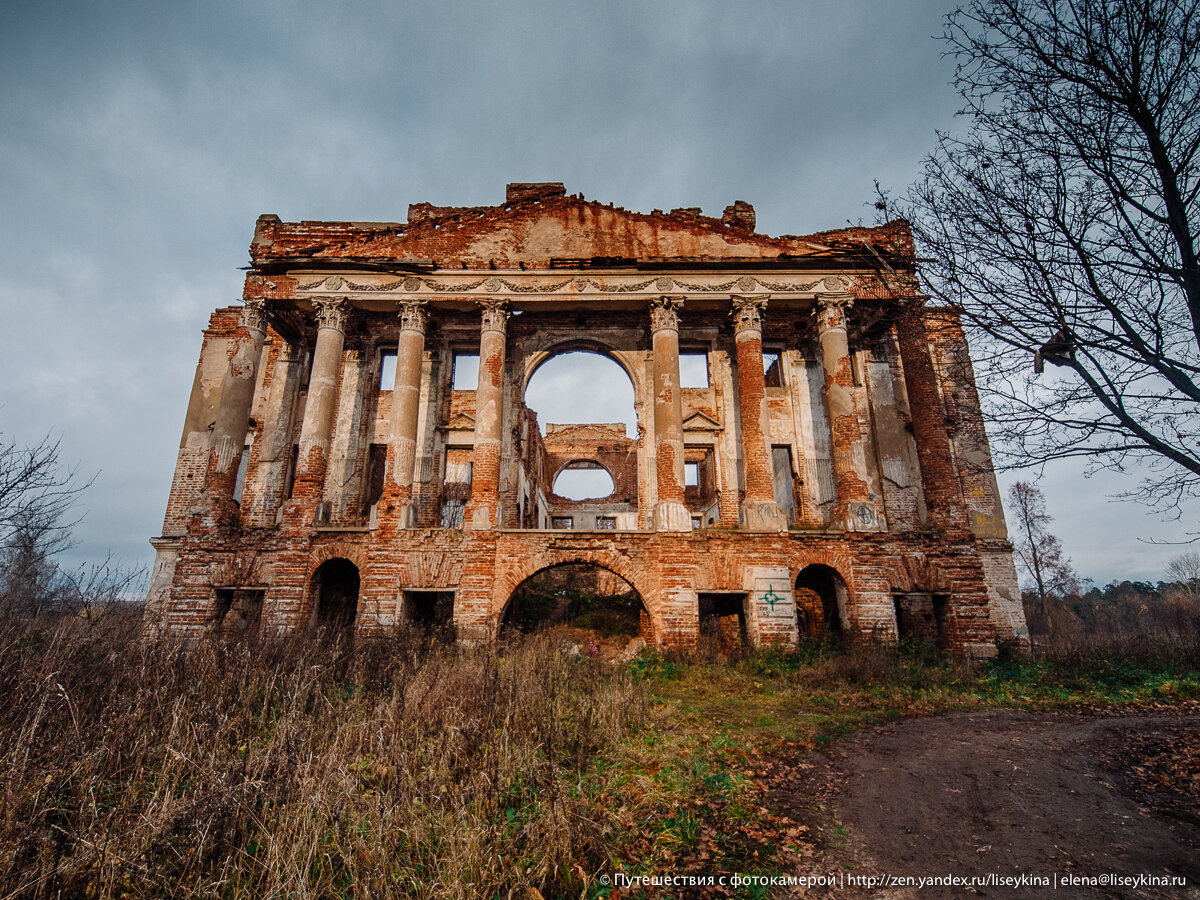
[795,564,849,639]
[311,558,359,636]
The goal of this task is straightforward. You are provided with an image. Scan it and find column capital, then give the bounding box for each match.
[730,295,769,333]
[313,297,350,333]
[478,298,509,333]
[239,297,269,334]
[649,296,683,332]
[398,298,428,334]
[815,293,854,331]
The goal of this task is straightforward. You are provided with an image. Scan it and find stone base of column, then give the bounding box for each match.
[653,500,693,532]
[740,499,788,532]
[397,500,418,529]
[838,500,884,532]
[465,498,499,531]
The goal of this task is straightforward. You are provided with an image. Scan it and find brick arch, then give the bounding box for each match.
[306,542,367,581]
[787,548,856,592]
[300,543,367,621]
[492,547,649,619]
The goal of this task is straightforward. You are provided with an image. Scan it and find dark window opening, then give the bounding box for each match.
[795,564,848,639]
[284,444,300,500]
[933,593,951,648]
[212,589,234,627]
[365,443,387,508]
[551,516,573,530]
[403,590,455,637]
[216,589,265,637]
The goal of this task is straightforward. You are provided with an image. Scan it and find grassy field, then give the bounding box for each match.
[1,616,1197,899]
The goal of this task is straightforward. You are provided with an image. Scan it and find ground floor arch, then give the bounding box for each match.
[499,562,650,652]
[310,557,360,633]
[795,563,850,639]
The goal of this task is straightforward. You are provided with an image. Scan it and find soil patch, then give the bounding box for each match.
[776,709,1200,898]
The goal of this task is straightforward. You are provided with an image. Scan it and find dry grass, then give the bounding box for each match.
[0,617,646,899]
[4,609,1197,899]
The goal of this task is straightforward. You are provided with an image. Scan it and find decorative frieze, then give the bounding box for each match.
[296,271,861,301]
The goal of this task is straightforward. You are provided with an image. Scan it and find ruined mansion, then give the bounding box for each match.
[145,183,1029,655]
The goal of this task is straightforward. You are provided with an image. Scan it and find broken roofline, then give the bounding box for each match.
[247,184,915,271]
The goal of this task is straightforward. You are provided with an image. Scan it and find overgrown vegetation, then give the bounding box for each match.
[2,608,1197,899]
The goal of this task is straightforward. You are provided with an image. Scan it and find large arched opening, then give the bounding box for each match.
[310,558,360,636]
[500,562,649,657]
[523,346,638,435]
[519,349,640,530]
[795,564,849,640]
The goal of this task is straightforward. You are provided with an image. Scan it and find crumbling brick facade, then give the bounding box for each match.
[146,182,1029,655]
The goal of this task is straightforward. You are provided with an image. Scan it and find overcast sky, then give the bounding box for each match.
[2,0,1193,587]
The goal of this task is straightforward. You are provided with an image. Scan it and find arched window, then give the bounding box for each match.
[552,462,615,500]
[525,351,636,437]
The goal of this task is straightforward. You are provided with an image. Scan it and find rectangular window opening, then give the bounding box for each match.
[679,352,710,388]
[452,353,479,391]
[596,515,616,530]
[685,461,700,487]
[403,590,455,633]
[284,444,300,500]
[379,351,397,390]
[763,351,784,388]
[551,516,574,530]
[771,445,797,523]
[440,448,473,527]
[232,436,252,505]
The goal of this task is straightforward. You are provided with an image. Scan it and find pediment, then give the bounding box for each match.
[445,413,476,431]
[682,410,723,432]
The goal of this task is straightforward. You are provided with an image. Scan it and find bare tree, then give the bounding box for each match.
[1165,550,1200,601]
[1008,481,1081,633]
[898,0,1200,508]
[0,432,93,617]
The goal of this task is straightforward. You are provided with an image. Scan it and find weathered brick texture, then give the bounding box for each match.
[145,184,1029,654]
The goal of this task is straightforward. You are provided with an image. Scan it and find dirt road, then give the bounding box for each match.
[782,709,1200,898]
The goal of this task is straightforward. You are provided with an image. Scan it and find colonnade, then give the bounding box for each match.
[203,291,927,533]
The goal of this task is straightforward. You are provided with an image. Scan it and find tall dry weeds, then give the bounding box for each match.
[0,618,644,899]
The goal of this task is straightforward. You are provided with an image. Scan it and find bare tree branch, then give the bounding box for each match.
[897,0,1200,508]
